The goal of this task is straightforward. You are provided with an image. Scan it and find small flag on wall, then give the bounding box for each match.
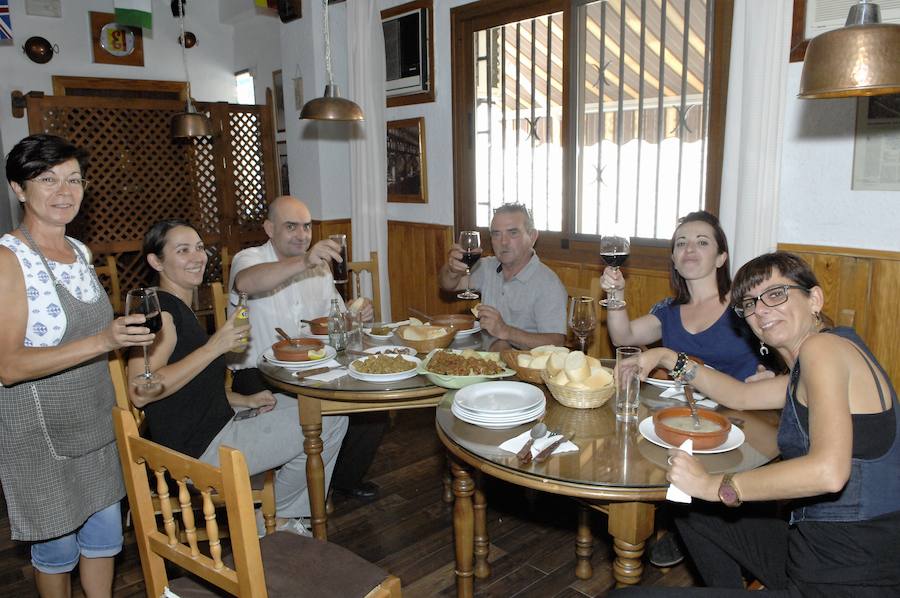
[255,0,279,8]
[0,0,13,41]
[114,0,152,30]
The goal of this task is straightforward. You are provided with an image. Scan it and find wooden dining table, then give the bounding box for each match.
[436,375,780,596]
[260,331,485,539]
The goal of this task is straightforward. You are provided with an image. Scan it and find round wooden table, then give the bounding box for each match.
[261,332,485,538]
[436,378,780,596]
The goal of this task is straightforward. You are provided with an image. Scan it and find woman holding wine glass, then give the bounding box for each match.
[599,224,631,309]
[0,135,155,597]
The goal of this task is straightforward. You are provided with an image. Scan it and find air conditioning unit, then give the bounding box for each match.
[805,0,900,38]
[382,7,429,97]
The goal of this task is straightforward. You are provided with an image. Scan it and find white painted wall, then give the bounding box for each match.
[230,9,281,108]
[777,63,900,252]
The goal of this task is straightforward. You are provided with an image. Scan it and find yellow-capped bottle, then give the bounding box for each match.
[232,292,250,352]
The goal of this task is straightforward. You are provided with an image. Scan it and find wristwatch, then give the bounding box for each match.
[718,473,742,507]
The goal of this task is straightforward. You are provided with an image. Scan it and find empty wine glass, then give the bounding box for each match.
[457,230,482,300]
[599,225,631,309]
[568,296,597,353]
[125,288,163,397]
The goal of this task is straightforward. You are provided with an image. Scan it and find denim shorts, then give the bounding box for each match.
[31,502,123,574]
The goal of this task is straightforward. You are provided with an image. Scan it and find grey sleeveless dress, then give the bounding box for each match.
[0,228,125,541]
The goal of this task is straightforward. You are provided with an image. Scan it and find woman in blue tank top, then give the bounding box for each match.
[620,252,900,596]
[602,211,766,381]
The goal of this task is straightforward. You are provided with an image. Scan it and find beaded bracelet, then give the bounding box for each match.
[670,352,699,383]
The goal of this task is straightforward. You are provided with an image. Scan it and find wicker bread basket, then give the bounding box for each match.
[499,350,545,384]
[395,325,457,354]
[541,368,615,409]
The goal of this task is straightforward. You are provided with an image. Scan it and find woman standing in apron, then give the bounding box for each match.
[0,135,154,598]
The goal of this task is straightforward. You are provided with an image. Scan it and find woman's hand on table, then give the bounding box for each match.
[207,311,250,356]
[102,314,156,351]
[667,449,720,502]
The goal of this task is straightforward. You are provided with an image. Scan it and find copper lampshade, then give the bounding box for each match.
[171,109,212,138]
[799,2,900,98]
[300,84,364,121]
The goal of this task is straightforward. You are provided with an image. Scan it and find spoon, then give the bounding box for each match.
[683,384,702,429]
[516,422,547,462]
[407,308,434,322]
[275,327,293,342]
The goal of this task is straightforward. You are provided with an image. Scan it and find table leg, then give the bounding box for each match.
[442,458,454,504]
[473,472,490,579]
[607,502,655,587]
[575,503,594,580]
[298,395,327,540]
[450,460,475,598]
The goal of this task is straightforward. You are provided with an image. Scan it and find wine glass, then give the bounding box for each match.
[599,225,631,309]
[457,230,482,300]
[125,288,163,397]
[568,296,597,353]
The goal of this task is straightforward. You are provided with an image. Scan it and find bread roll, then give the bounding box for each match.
[566,382,590,390]
[564,351,591,382]
[583,369,613,389]
[517,354,533,368]
[530,345,557,356]
[550,370,570,386]
[548,351,569,375]
[408,317,424,327]
[348,297,365,314]
[529,354,550,370]
[471,303,481,318]
[586,355,603,369]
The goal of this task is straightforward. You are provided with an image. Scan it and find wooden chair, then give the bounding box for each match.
[347,251,382,321]
[211,281,229,332]
[95,255,122,313]
[221,246,233,289]
[110,346,276,538]
[114,407,402,598]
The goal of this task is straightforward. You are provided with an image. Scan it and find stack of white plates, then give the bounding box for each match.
[451,381,545,429]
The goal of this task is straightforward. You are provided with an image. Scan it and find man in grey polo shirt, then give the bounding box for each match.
[439,203,567,350]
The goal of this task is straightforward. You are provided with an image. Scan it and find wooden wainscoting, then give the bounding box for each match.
[314,218,352,260]
[779,243,900,383]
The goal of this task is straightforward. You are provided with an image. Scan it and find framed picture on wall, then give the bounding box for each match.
[278,141,290,195]
[273,69,286,132]
[381,0,434,107]
[387,117,427,203]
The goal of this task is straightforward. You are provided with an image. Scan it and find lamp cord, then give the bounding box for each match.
[178,0,192,110]
[323,0,333,86]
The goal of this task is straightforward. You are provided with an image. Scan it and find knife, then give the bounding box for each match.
[533,435,570,463]
[292,366,342,379]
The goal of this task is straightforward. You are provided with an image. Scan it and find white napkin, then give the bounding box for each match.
[499,430,579,459]
[659,387,718,409]
[666,439,693,503]
[292,360,347,382]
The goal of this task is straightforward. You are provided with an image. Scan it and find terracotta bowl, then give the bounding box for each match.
[272,338,324,362]
[395,325,457,354]
[429,314,476,331]
[652,406,731,450]
[307,317,330,336]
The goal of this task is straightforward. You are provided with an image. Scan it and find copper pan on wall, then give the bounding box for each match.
[23,36,58,64]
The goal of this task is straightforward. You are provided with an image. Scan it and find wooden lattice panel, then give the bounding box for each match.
[26,95,276,290]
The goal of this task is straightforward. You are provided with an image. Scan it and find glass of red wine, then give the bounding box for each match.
[599,226,630,309]
[125,288,163,396]
[457,230,482,300]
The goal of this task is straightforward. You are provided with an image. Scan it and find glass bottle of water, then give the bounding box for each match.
[327,298,347,351]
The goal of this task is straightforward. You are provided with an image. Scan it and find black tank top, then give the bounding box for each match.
[143,291,234,457]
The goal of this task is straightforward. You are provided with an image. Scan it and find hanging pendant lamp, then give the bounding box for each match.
[171,0,212,137]
[799,0,900,99]
[300,0,364,121]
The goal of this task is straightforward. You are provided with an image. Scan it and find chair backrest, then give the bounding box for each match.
[113,407,268,598]
[211,281,229,331]
[108,352,145,428]
[221,247,233,289]
[347,251,381,321]
[95,255,122,313]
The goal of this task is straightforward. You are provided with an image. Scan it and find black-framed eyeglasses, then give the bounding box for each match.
[733,284,810,318]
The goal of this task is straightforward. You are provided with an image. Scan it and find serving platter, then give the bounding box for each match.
[347,354,421,383]
[418,349,515,389]
[638,416,745,454]
[363,345,416,356]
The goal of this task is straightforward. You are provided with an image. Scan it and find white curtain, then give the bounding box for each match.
[347,0,390,320]
[718,0,793,272]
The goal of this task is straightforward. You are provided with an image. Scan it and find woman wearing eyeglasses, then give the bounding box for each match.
[0,135,153,597]
[618,251,900,596]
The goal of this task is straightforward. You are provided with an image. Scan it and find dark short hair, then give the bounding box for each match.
[670,211,731,304]
[492,203,535,233]
[143,219,197,260]
[731,251,820,308]
[5,134,89,187]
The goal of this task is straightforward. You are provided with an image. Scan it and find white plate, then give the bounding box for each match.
[453,381,545,414]
[347,354,422,383]
[364,345,417,356]
[451,402,545,423]
[363,328,395,340]
[454,321,482,337]
[638,416,745,454]
[298,323,331,341]
[263,345,337,368]
[644,377,679,389]
[451,404,545,429]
